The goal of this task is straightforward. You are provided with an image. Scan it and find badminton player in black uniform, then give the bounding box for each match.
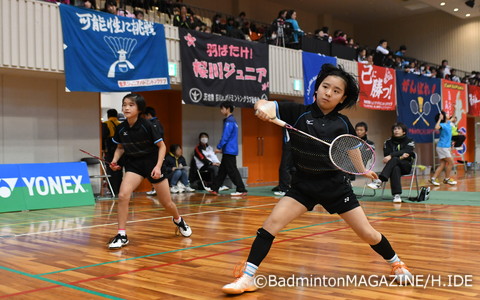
[107,93,192,249]
[222,64,412,294]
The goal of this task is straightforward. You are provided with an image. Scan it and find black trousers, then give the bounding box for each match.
[277,142,295,191]
[211,154,247,193]
[379,157,412,196]
[200,164,219,185]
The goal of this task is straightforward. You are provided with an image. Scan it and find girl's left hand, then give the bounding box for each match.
[363,170,378,180]
[151,166,162,179]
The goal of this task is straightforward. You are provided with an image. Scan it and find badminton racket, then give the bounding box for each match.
[256,102,375,175]
[430,93,441,113]
[79,149,115,166]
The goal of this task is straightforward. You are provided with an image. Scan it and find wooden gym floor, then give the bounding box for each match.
[0,172,479,299]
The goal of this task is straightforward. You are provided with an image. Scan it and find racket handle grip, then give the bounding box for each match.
[270,117,286,127]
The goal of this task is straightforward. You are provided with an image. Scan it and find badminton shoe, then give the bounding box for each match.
[184,185,195,192]
[146,189,156,196]
[170,186,180,193]
[391,261,413,284]
[274,191,286,196]
[393,194,402,203]
[107,234,129,249]
[429,178,440,186]
[173,217,192,237]
[367,179,382,189]
[219,185,230,191]
[443,178,457,185]
[231,191,248,196]
[222,274,258,295]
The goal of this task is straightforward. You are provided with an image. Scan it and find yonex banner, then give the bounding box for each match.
[0,162,95,213]
[302,52,337,105]
[179,28,269,107]
[396,71,441,143]
[59,4,170,92]
[358,63,396,110]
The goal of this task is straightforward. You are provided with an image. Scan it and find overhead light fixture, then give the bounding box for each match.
[465,0,475,8]
[454,8,459,11]
[440,2,446,6]
[466,13,471,16]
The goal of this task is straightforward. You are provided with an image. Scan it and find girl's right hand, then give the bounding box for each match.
[110,162,121,171]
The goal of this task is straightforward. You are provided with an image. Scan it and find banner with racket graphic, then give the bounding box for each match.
[59,4,170,92]
[441,80,469,159]
[396,71,441,143]
[358,63,396,110]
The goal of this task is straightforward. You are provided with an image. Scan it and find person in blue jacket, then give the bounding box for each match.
[209,101,248,196]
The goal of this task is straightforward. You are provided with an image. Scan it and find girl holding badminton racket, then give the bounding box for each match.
[107,93,192,250]
[222,64,412,294]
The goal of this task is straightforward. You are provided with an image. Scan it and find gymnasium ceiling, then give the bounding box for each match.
[271,0,480,23]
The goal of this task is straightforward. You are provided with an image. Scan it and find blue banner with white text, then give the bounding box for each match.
[59,4,170,92]
[302,52,337,105]
[396,71,442,143]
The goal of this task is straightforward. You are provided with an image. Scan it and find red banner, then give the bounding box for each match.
[441,80,469,160]
[358,63,396,110]
[468,85,480,116]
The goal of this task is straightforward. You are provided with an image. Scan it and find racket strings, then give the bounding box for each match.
[330,136,375,175]
[288,129,337,174]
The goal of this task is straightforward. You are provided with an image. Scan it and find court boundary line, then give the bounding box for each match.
[0,265,123,299]
[0,205,451,298]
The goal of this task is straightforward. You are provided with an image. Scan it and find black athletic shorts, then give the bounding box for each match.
[285,171,360,214]
[124,153,166,184]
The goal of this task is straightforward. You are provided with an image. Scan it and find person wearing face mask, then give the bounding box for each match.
[193,132,223,190]
[367,123,415,203]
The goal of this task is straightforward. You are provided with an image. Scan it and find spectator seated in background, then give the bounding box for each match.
[395,45,407,57]
[332,31,348,45]
[134,10,144,20]
[164,144,195,193]
[314,26,330,41]
[285,10,304,49]
[225,17,246,39]
[102,0,135,18]
[77,0,96,9]
[367,122,415,203]
[173,5,194,29]
[357,48,368,64]
[191,132,227,191]
[211,14,226,35]
[373,39,389,66]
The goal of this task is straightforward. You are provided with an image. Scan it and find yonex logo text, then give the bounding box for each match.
[0,176,86,198]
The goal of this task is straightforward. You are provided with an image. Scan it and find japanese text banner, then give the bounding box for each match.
[441,80,469,159]
[468,85,480,116]
[302,52,337,105]
[396,71,441,143]
[179,28,269,107]
[59,4,170,92]
[358,63,396,110]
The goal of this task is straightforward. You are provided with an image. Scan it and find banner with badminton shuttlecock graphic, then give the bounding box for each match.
[59,4,170,92]
[396,71,441,143]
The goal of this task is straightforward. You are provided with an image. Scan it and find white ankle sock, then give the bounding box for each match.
[243,262,258,277]
[387,254,401,264]
[118,230,126,236]
[174,217,182,223]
